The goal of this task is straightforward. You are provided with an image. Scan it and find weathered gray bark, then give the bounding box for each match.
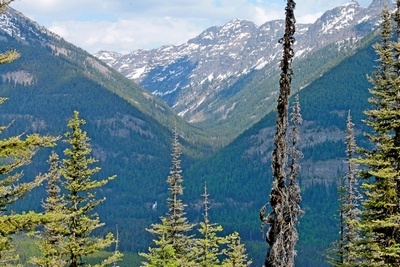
[260,1,297,266]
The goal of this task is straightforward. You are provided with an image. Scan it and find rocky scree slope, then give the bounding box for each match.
[95,0,389,141]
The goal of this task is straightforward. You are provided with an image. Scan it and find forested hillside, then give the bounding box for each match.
[0,7,211,264]
[0,2,392,267]
[0,8,216,154]
[182,31,378,266]
[96,0,388,143]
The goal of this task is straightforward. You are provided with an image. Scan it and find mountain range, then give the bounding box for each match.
[0,1,390,266]
[95,0,390,142]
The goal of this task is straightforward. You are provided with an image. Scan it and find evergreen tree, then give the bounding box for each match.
[141,217,180,267]
[342,111,361,265]
[355,3,400,265]
[30,152,68,267]
[112,226,120,267]
[0,1,58,264]
[328,111,361,266]
[286,94,303,265]
[58,111,122,267]
[221,232,252,267]
[141,128,195,266]
[327,174,347,267]
[194,182,227,267]
[0,127,58,261]
[260,1,298,265]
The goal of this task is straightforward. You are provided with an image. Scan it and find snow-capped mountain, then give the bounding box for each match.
[95,0,389,138]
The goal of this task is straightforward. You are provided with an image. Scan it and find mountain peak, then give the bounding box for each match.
[95,0,385,136]
[340,0,360,7]
[334,0,361,11]
[221,18,257,31]
[229,18,245,24]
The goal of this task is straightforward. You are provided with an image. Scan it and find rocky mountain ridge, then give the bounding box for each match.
[95,0,390,132]
[0,7,218,152]
[0,3,389,266]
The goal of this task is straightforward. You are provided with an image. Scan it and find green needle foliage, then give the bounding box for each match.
[0,106,58,264]
[327,111,362,267]
[327,173,347,267]
[141,128,195,266]
[286,94,303,263]
[34,111,122,267]
[62,111,122,267]
[221,232,252,267]
[30,152,68,267]
[163,129,195,259]
[141,131,252,266]
[0,3,58,263]
[141,217,180,267]
[342,111,362,266]
[355,3,400,266]
[194,182,227,267]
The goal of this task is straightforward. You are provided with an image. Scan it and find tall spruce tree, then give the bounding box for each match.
[141,128,195,266]
[260,0,298,266]
[58,111,122,267]
[194,182,226,267]
[327,173,347,267]
[286,94,303,265]
[193,182,252,267]
[0,115,58,265]
[0,2,57,260]
[342,111,361,265]
[328,111,361,266]
[30,152,67,267]
[355,3,400,265]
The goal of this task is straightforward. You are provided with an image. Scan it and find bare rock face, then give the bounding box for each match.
[95,1,388,129]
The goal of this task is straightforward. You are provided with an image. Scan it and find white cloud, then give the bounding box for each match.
[11,0,115,19]
[9,0,377,53]
[46,18,205,54]
[297,12,324,24]
[252,6,282,25]
[48,25,70,38]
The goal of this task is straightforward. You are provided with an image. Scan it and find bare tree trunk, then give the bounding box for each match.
[262,1,296,266]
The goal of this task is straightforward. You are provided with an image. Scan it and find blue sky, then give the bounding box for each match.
[10,0,374,54]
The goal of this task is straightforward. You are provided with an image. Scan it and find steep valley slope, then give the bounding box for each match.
[0,2,384,267]
[96,0,389,143]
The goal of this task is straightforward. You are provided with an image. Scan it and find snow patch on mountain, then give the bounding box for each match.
[128,66,147,80]
[0,13,21,38]
[94,0,388,125]
[319,2,359,35]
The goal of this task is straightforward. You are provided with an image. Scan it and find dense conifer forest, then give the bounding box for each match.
[3,0,400,266]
